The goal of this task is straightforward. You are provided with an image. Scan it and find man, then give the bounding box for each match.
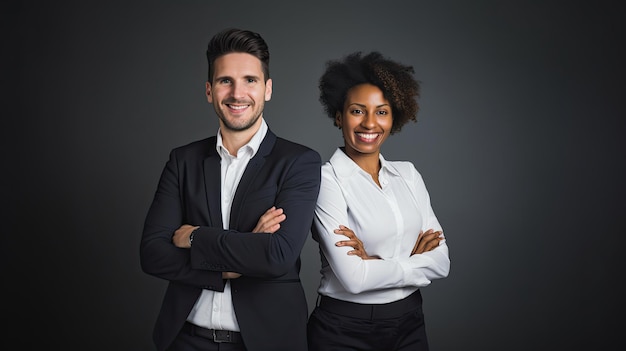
[140,28,321,351]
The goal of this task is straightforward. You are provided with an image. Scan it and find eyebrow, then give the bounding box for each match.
[349,102,390,109]
[214,74,262,81]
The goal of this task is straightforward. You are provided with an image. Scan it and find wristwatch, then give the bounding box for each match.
[189,227,199,246]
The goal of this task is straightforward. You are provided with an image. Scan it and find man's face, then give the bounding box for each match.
[206,52,272,132]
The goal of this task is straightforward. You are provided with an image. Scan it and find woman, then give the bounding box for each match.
[307,51,450,351]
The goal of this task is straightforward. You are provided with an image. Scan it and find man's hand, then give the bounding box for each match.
[222,206,286,280]
[222,272,242,279]
[253,206,286,233]
[172,224,199,249]
[334,225,380,260]
[411,229,443,255]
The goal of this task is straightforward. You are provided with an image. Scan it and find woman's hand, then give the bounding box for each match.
[334,225,380,260]
[411,229,443,255]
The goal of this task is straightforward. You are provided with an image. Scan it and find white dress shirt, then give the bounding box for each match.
[312,148,450,304]
[186,119,268,331]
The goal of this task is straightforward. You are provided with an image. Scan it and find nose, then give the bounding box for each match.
[231,82,246,99]
[361,113,376,129]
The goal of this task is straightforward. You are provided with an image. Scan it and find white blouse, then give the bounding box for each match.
[312,148,450,304]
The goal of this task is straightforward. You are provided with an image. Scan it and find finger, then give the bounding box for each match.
[347,248,366,256]
[335,240,359,247]
[424,229,443,237]
[422,237,443,253]
[263,207,282,218]
[412,230,425,254]
[270,213,286,224]
[334,227,356,238]
[414,235,428,253]
[262,212,286,227]
[423,238,442,252]
[421,230,439,241]
[414,232,438,254]
[418,236,439,253]
[337,224,355,233]
[264,218,284,233]
[258,207,275,220]
[263,207,282,220]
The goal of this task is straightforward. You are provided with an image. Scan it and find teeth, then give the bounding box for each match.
[229,105,247,110]
[356,133,378,140]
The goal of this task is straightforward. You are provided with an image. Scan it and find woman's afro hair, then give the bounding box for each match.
[319,51,420,134]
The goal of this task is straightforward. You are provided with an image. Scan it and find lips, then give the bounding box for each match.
[227,104,249,110]
[355,132,380,142]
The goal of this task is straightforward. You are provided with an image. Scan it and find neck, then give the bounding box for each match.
[342,147,381,184]
[220,119,262,156]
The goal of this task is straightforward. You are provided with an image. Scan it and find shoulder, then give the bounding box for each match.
[170,137,217,159]
[274,136,317,154]
[274,137,321,160]
[385,160,422,181]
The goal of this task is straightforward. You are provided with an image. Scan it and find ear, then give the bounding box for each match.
[335,112,342,128]
[264,78,273,101]
[205,82,213,103]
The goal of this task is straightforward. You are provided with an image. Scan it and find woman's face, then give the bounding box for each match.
[336,83,393,159]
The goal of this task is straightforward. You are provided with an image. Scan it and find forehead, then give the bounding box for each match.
[346,83,388,104]
[213,52,264,79]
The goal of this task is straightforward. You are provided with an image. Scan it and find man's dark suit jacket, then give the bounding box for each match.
[140,129,321,351]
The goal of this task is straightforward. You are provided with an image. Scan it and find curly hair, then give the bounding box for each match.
[319,51,420,134]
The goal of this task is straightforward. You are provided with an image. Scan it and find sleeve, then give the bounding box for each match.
[140,149,225,292]
[312,164,450,294]
[396,165,450,287]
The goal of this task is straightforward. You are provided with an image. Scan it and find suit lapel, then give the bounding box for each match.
[229,130,276,228]
[203,137,223,229]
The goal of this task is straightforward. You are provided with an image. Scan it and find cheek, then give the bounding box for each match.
[380,118,393,135]
[342,127,353,142]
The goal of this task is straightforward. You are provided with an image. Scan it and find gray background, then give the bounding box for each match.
[5,1,623,350]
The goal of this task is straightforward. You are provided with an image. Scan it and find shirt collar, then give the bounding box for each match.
[328,147,400,178]
[216,118,268,158]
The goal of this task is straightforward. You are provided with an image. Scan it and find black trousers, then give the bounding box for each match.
[307,291,429,351]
